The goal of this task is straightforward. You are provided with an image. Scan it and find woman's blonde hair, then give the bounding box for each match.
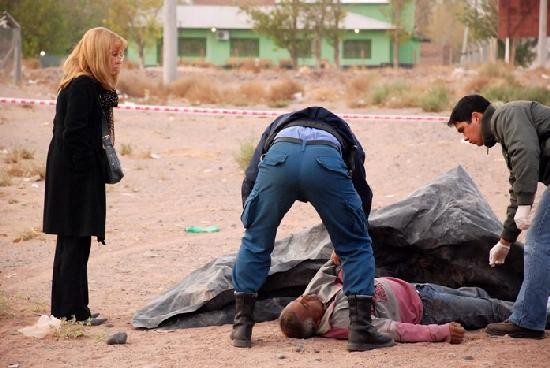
[59,27,128,91]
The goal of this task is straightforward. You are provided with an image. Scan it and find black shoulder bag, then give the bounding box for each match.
[99,96,124,184]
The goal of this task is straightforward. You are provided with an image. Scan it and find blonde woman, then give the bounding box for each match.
[43,27,127,325]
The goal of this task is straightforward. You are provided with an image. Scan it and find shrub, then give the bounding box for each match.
[464,75,492,93]
[419,83,450,112]
[0,291,10,317]
[0,169,11,187]
[4,147,34,163]
[267,79,303,106]
[346,74,376,107]
[7,160,45,180]
[117,69,164,98]
[482,85,550,105]
[234,140,256,170]
[310,87,334,102]
[170,76,221,104]
[368,80,417,108]
[120,143,133,156]
[238,81,266,104]
[278,59,294,69]
[478,62,516,83]
[13,227,43,243]
[54,317,86,339]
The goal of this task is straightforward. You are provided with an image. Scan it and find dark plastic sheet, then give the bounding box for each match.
[133,166,523,329]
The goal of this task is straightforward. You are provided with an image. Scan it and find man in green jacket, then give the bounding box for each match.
[447,95,550,339]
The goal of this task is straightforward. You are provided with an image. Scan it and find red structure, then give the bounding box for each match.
[499,0,549,38]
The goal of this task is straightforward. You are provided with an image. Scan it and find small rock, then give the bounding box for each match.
[314,349,320,353]
[294,345,304,353]
[106,332,128,345]
[8,364,20,368]
[276,354,286,359]
[464,356,474,361]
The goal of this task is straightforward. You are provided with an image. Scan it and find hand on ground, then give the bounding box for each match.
[449,322,465,344]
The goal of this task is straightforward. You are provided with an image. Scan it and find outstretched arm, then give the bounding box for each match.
[372,319,464,344]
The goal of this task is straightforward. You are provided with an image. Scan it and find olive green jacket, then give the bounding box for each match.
[481,101,550,242]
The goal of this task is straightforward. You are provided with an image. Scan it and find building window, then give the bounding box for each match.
[230,38,259,57]
[297,41,312,58]
[343,40,371,59]
[179,37,206,57]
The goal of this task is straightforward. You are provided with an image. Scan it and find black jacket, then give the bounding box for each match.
[43,75,107,239]
[241,106,373,216]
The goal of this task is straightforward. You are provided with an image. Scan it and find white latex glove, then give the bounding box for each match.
[514,205,532,230]
[489,241,510,267]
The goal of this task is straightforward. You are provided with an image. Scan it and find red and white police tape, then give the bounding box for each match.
[0,96,448,123]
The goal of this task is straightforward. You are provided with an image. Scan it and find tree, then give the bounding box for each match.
[461,0,499,63]
[385,0,412,69]
[309,0,346,69]
[242,0,311,69]
[461,0,497,42]
[427,0,466,64]
[0,0,104,58]
[102,0,163,68]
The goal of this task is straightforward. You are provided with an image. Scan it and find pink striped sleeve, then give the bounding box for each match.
[378,319,450,343]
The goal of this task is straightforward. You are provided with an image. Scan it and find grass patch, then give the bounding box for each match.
[120,143,133,156]
[54,317,86,339]
[28,300,49,314]
[481,85,550,105]
[13,227,43,243]
[419,83,450,112]
[7,160,45,180]
[368,80,418,108]
[0,169,12,186]
[0,290,11,317]
[234,140,256,170]
[4,147,34,163]
[478,62,516,82]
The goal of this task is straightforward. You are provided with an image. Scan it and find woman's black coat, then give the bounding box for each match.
[43,75,106,240]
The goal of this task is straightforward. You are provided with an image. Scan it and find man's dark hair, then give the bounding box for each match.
[447,95,491,126]
[279,311,316,338]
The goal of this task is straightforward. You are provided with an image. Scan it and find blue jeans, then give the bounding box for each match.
[510,185,550,331]
[416,283,513,330]
[232,141,375,296]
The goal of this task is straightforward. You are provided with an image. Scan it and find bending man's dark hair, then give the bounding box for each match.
[447,95,491,127]
[279,311,317,339]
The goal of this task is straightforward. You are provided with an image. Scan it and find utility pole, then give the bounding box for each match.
[538,0,547,67]
[163,0,177,86]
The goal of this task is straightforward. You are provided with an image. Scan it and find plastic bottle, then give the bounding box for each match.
[184,225,220,233]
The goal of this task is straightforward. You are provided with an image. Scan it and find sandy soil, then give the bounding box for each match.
[1,68,549,368]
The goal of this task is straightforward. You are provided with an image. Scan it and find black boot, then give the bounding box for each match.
[230,292,256,348]
[347,294,395,352]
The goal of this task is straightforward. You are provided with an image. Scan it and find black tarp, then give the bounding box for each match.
[133,166,523,329]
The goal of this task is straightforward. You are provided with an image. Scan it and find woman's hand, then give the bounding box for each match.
[448,322,465,344]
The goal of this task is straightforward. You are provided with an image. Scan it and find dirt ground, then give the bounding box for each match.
[1,67,549,368]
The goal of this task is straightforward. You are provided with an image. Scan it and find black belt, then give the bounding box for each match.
[273,137,340,151]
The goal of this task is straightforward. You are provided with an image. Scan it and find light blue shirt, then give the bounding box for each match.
[275,126,340,147]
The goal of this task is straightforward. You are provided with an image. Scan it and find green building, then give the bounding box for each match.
[129,0,420,68]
